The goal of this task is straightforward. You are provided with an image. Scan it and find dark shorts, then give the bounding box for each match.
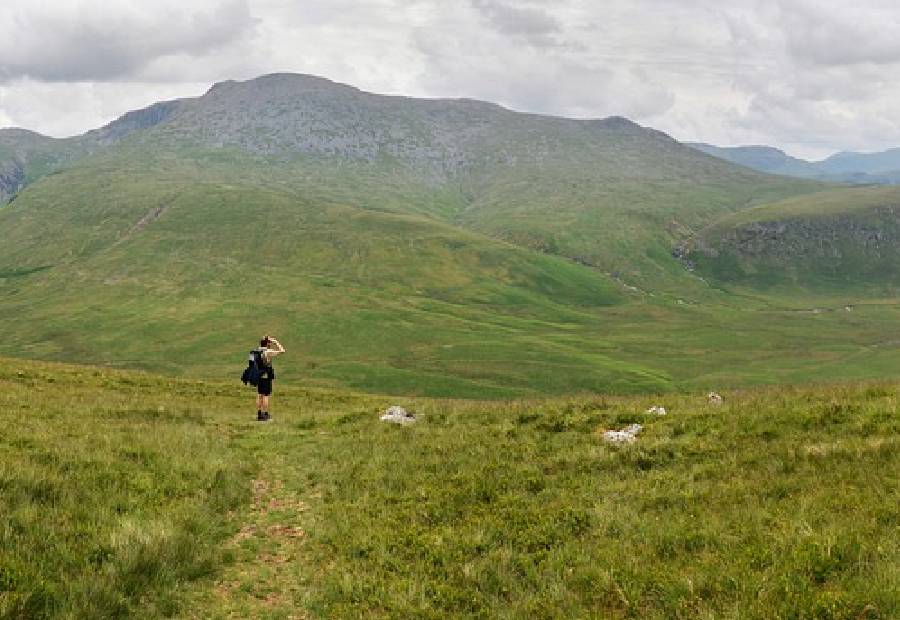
[257,378,273,396]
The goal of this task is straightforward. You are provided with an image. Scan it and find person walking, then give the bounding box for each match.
[255,335,285,421]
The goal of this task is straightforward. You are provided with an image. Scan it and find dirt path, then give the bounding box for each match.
[181,457,319,619]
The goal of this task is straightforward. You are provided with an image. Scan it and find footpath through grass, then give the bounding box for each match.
[0,359,897,618]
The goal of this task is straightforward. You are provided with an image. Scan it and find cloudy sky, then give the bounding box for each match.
[2,0,900,159]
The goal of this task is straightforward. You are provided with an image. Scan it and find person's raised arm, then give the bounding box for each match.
[268,337,285,355]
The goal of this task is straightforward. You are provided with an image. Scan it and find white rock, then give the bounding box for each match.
[602,423,643,443]
[380,405,416,425]
[646,405,667,416]
[708,392,724,405]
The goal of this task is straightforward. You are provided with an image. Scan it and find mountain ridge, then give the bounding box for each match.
[0,73,670,199]
[690,142,900,184]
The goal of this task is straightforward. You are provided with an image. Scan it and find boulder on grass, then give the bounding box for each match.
[602,423,643,444]
[646,405,667,416]
[380,405,416,425]
[708,392,724,406]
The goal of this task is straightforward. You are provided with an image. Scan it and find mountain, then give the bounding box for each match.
[4,74,820,285]
[689,142,900,184]
[1,73,897,395]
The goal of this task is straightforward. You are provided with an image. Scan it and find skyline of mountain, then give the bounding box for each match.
[6,70,900,164]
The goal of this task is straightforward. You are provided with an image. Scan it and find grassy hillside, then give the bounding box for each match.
[1,359,897,618]
[2,149,898,396]
[2,73,824,287]
[688,187,900,292]
[0,153,662,397]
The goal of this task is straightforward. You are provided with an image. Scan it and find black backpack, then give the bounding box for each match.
[240,348,270,386]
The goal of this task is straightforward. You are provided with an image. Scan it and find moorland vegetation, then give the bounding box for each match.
[0,359,897,619]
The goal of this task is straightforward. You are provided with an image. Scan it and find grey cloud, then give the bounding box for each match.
[470,0,563,47]
[0,0,256,83]
[711,1,900,155]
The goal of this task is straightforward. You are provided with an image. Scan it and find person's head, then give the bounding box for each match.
[260,336,271,348]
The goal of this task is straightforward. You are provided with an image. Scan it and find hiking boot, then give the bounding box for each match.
[262,412,271,421]
[257,411,267,422]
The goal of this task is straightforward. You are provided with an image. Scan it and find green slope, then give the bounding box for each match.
[0,154,680,397]
[688,186,900,292]
[3,73,824,291]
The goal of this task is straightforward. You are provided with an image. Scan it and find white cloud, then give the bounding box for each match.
[2,0,900,158]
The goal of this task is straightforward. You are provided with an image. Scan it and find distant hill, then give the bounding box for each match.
[817,148,900,177]
[688,143,820,178]
[2,73,897,395]
[689,142,900,184]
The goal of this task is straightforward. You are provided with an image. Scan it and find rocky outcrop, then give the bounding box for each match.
[0,128,80,202]
[83,100,183,146]
[602,423,642,443]
[688,204,900,287]
[697,208,898,260]
[0,158,25,202]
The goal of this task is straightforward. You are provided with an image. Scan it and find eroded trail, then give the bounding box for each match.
[178,405,347,619]
[184,472,314,619]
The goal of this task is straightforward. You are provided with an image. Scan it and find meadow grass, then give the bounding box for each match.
[1,358,897,618]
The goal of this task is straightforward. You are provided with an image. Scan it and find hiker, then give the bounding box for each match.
[255,335,285,421]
